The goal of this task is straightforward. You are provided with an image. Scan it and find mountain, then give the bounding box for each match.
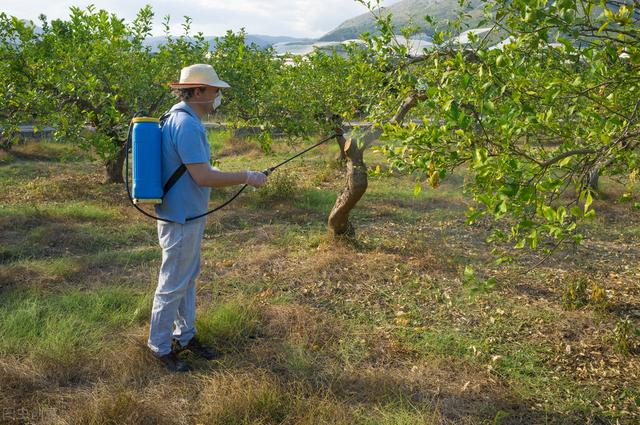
[245,35,314,48]
[142,34,312,52]
[319,0,486,42]
[272,36,435,57]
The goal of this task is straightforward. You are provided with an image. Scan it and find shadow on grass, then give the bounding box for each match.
[0,207,154,266]
[0,246,160,290]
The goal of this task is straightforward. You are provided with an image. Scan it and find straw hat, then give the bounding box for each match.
[169,64,230,89]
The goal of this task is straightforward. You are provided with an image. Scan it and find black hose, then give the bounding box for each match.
[124,121,337,223]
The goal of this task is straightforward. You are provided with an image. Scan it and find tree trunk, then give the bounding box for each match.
[104,141,127,184]
[333,119,347,162]
[334,131,347,162]
[586,167,600,191]
[328,136,368,237]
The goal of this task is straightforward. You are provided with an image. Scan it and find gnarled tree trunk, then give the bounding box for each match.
[333,118,347,163]
[104,141,127,184]
[326,90,424,238]
[586,167,600,191]
[328,135,368,237]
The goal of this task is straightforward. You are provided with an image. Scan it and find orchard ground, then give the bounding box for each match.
[0,131,639,424]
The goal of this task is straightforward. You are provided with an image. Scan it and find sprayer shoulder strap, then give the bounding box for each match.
[163,164,187,194]
[160,108,191,195]
[159,107,190,126]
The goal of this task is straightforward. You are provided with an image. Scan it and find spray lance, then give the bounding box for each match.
[124,112,338,223]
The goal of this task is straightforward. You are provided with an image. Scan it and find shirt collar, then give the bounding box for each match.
[172,101,199,121]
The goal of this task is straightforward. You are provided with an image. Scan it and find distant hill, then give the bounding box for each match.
[319,0,486,42]
[15,17,310,51]
[142,34,312,52]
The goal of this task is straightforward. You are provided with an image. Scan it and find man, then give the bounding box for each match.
[147,64,267,372]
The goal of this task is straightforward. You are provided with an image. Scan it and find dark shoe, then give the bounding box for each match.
[173,336,220,360]
[154,351,190,372]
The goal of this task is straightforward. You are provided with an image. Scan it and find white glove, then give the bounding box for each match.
[245,170,267,188]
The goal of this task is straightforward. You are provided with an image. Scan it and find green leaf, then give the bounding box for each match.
[570,206,582,217]
[413,180,422,196]
[558,156,573,167]
[542,205,556,222]
[463,265,475,283]
[584,191,593,213]
[528,230,539,249]
[597,21,610,34]
[557,206,567,223]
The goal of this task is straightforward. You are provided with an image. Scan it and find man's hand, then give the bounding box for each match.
[245,171,267,188]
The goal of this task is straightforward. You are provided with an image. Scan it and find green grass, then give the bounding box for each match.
[88,247,159,268]
[0,161,56,180]
[197,376,293,425]
[0,286,150,360]
[358,403,438,425]
[273,343,320,380]
[0,141,92,165]
[292,187,337,213]
[207,128,233,153]
[271,224,327,249]
[196,300,260,350]
[27,256,84,277]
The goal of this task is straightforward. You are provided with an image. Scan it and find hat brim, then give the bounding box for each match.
[169,80,231,89]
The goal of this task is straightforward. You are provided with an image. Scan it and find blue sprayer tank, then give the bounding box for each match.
[131,117,163,204]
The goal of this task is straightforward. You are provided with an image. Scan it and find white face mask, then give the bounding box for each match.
[213,94,222,110]
[188,91,222,110]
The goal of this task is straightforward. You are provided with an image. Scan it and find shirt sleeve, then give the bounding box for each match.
[174,119,209,165]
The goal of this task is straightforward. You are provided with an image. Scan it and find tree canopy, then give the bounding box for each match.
[1,6,211,181]
[360,0,639,258]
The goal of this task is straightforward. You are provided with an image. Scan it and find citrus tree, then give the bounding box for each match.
[210,30,386,236]
[211,30,384,148]
[360,0,639,258]
[0,15,50,150]
[1,6,210,182]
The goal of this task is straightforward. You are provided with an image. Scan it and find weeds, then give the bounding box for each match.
[197,373,293,424]
[562,276,590,309]
[0,287,149,362]
[612,317,638,355]
[255,169,298,203]
[561,275,609,311]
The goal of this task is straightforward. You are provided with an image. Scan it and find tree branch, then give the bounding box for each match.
[539,149,598,168]
[389,91,427,125]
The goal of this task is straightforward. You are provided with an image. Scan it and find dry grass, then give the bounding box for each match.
[1,139,639,424]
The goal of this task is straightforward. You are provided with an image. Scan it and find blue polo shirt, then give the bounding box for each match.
[155,102,211,224]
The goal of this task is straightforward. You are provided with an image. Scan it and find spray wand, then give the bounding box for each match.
[125,128,338,223]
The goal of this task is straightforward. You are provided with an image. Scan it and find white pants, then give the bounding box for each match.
[147,219,205,356]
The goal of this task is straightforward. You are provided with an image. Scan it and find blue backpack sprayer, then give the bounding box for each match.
[124,110,339,222]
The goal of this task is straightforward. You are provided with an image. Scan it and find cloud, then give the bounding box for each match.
[3,0,395,38]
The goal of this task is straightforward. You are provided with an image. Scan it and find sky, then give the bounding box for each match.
[1,0,396,39]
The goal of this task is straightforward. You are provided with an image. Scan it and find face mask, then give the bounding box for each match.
[188,91,222,108]
[213,94,222,110]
